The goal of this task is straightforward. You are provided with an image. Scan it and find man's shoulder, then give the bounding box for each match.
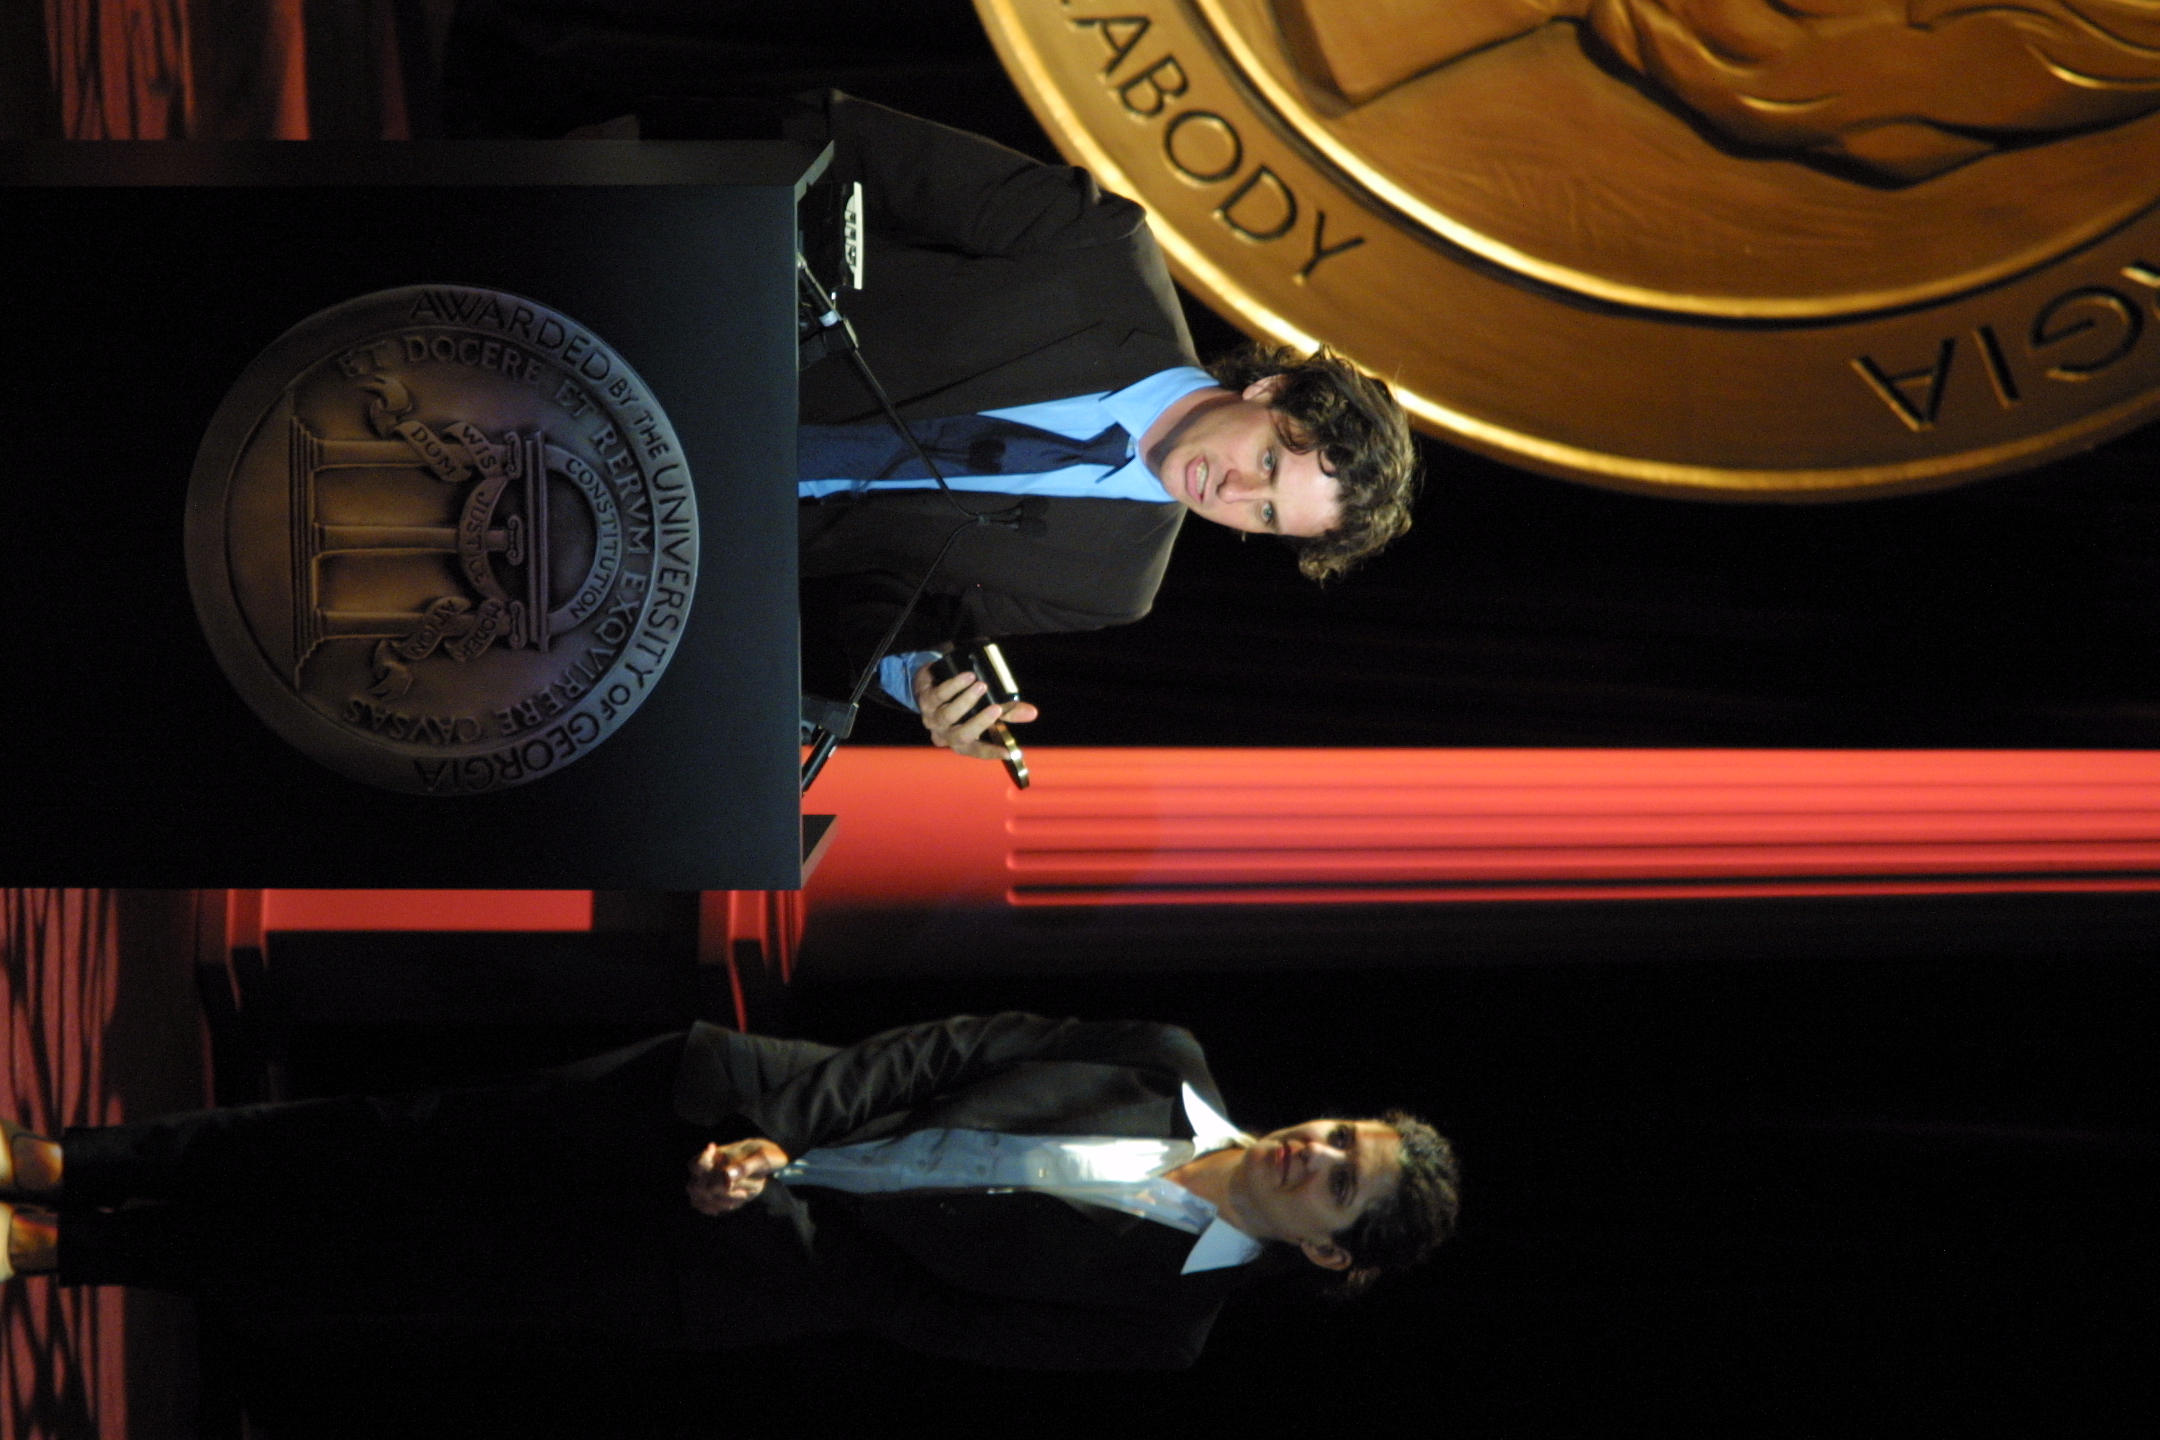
[1027,1016,1222,1103]
[675,1022,842,1127]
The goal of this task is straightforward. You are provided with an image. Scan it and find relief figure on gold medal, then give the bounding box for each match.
[1276,0,2160,182]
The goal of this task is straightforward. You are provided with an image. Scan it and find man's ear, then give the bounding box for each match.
[1241,373,1288,404]
[1299,1237,1355,1271]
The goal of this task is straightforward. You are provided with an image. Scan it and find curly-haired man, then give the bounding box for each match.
[788,93,1421,761]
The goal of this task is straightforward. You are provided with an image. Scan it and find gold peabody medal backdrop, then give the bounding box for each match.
[186,285,698,795]
[977,0,2160,496]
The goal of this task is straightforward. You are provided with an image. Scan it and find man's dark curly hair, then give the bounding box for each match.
[1331,1110,1460,1296]
[1205,342,1419,581]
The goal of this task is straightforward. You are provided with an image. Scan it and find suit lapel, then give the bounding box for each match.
[799,490,1185,639]
[800,245,1196,426]
[895,1059,1188,1140]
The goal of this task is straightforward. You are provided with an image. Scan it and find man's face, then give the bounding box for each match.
[1148,376,1342,537]
[1223,1119,1403,1268]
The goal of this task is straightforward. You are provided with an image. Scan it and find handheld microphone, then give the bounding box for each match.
[977,505,1044,536]
[927,643,1031,789]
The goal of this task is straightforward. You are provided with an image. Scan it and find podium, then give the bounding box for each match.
[0,141,820,888]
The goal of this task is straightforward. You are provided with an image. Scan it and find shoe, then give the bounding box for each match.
[1,1119,53,1198]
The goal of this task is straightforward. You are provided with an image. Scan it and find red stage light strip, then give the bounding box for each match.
[800,748,2160,910]
[259,889,592,932]
[246,750,2160,928]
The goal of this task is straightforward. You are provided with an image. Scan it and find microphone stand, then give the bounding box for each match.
[796,256,1024,795]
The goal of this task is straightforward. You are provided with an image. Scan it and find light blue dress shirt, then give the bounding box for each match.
[799,365,1219,710]
[798,365,1217,503]
[774,1082,1267,1275]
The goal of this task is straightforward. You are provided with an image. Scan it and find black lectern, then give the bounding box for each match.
[0,141,818,888]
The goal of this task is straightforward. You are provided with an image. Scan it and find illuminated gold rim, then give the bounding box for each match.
[976,0,2160,496]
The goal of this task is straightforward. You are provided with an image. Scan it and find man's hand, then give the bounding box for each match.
[686,1138,790,1216]
[913,662,1040,761]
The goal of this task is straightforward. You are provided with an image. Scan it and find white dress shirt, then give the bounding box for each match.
[774,1082,1266,1274]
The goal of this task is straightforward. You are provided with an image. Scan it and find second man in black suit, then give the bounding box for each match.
[5,1013,1460,1372]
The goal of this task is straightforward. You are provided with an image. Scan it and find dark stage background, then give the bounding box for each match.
[5,4,2155,1436]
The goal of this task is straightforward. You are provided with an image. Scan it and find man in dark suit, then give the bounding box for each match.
[444,8,1423,760]
[4,1014,1459,1371]
[793,93,1421,762]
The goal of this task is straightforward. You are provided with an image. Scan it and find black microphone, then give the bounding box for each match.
[928,643,1031,789]
[979,499,1047,535]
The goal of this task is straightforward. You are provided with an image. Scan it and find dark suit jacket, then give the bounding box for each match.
[668,1013,1247,1369]
[795,95,1200,684]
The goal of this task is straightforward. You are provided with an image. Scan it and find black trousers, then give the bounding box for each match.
[57,1033,711,1345]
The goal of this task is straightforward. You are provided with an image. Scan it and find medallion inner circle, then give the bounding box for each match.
[188,285,698,796]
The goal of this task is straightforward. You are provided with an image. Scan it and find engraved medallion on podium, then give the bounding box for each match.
[188,285,698,794]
